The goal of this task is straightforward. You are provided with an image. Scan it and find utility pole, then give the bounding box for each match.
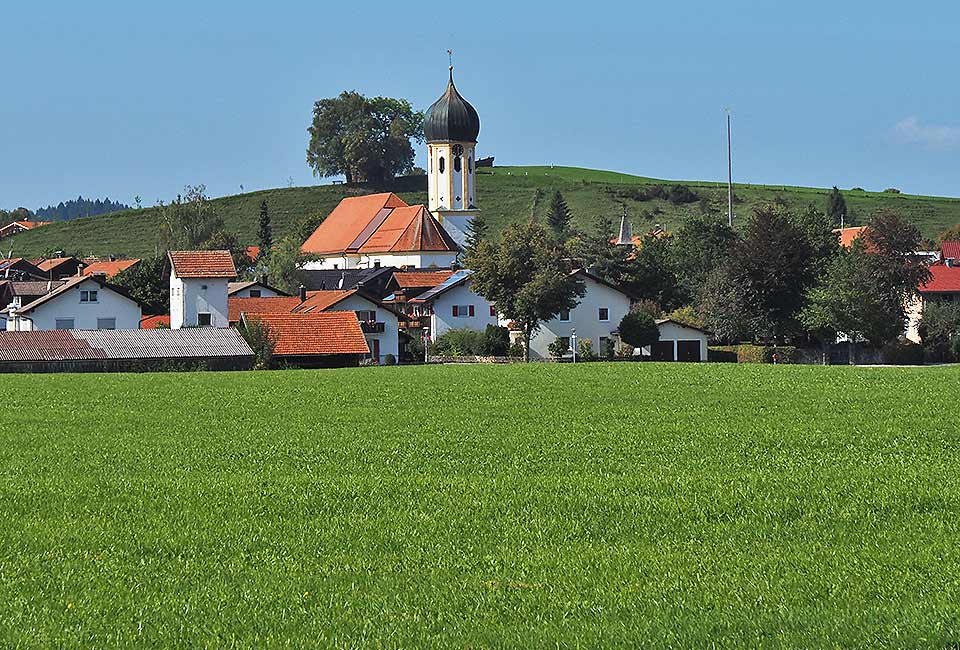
[726,109,734,228]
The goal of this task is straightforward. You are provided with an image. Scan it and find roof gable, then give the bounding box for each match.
[941,240,960,260]
[16,276,139,314]
[168,250,237,278]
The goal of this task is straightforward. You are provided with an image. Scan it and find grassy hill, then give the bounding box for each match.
[7,166,960,258]
[3,363,960,646]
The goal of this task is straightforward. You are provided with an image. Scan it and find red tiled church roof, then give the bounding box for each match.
[168,250,237,278]
[244,312,369,356]
[300,193,458,256]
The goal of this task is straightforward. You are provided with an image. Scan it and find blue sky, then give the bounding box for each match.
[2,1,958,210]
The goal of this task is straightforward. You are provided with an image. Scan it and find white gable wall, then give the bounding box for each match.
[15,279,141,331]
[528,277,631,360]
[301,251,457,271]
[170,270,229,329]
[231,283,284,298]
[429,281,496,338]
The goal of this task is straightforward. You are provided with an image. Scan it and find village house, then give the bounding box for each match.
[382,269,455,318]
[407,270,497,340]
[0,220,52,240]
[82,258,140,278]
[906,241,960,343]
[33,256,85,279]
[4,275,141,332]
[239,312,370,368]
[0,258,46,281]
[527,270,633,360]
[168,250,236,329]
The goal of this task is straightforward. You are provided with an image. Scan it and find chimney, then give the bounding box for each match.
[356,280,365,293]
[298,284,307,302]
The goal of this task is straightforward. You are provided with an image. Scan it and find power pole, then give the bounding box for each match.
[726,109,734,228]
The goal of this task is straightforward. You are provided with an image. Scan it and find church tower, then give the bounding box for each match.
[423,64,481,248]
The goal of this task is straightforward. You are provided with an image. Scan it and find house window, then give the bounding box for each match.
[355,310,377,322]
[55,318,75,329]
[197,312,212,327]
[598,307,609,321]
[201,284,208,291]
[97,318,117,330]
[249,289,261,298]
[439,156,445,173]
[80,289,98,303]
[559,309,570,322]
[452,305,474,317]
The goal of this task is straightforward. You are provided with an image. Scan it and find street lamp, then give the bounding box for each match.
[571,328,577,364]
[422,327,429,364]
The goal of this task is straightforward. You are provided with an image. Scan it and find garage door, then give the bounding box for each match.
[651,341,674,361]
[677,340,701,362]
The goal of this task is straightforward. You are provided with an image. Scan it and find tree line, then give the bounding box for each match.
[36,197,130,221]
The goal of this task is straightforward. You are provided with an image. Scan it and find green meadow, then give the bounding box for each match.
[2,363,960,648]
[8,166,960,258]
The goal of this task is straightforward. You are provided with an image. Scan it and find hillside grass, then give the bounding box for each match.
[2,363,960,648]
[7,167,960,259]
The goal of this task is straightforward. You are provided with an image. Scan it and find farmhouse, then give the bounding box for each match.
[407,270,497,339]
[168,250,237,329]
[4,275,141,332]
[0,220,52,240]
[527,270,632,360]
[240,312,369,368]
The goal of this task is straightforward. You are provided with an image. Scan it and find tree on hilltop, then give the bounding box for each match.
[825,186,848,226]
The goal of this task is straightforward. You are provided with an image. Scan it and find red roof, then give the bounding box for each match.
[228,296,303,323]
[941,241,960,260]
[300,193,458,255]
[921,265,960,293]
[391,270,455,289]
[140,314,170,329]
[83,259,140,277]
[244,246,260,262]
[294,290,356,313]
[834,226,869,249]
[244,312,369,356]
[168,250,237,278]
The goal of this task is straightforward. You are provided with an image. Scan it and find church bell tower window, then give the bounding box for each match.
[439,156,445,173]
[454,155,461,172]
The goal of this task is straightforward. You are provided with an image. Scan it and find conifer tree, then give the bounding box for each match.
[464,213,488,256]
[546,190,572,237]
[257,200,273,259]
[825,186,847,226]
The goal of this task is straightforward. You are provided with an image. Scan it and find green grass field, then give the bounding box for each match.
[3,363,960,648]
[8,166,960,258]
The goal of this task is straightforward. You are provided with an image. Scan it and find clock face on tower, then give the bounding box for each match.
[452,144,464,157]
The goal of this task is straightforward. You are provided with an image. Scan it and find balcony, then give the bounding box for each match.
[360,320,385,334]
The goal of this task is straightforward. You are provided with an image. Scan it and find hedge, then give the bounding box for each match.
[709,345,799,364]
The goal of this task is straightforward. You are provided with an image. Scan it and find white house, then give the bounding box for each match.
[168,250,237,329]
[643,319,710,362]
[527,270,632,360]
[227,280,289,298]
[293,289,401,363]
[407,270,497,340]
[5,275,141,331]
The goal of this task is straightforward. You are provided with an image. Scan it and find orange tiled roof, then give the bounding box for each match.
[245,312,369,356]
[168,250,237,278]
[228,296,303,323]
[293,290,356,313]
[244,245,260,262]
[83,259,140,277]
[834,226,868,248]
[140,314,170,329]
[300,193,458,255]
[33,257,78,272]
[392,270,455,289]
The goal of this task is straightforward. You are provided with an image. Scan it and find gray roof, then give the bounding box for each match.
[0,328,254,362]
[408,269,474,303]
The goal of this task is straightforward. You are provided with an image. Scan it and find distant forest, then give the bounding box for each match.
[35,196,130,221]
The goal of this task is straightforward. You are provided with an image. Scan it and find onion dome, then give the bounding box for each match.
[423,67,480,143]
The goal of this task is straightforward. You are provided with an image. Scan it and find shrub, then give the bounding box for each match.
[734,345,798,364]
[664,306,706,330]
[238,319,277,370]
[615,342,635,358]
[619,311,660,349]
[600,337,616,360]
[882,340,925,365]
[548,337,570,360]
[883,188,901,194]
[383,353,397,366]
[668,184,698,205]
[481,325,510,356]
[708,346,738,363]
[431,328,485,356]
[508,342,524,359]
[404,335,424,363]
[577,339,595,361]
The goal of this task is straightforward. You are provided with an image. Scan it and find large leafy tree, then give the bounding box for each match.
[467,221,585,361]
[618,310,660,350]
[113,255,168,315]
[671,212,737,301]
[625,234,684,312]
[307,91,424,184]
[577,214,632,284]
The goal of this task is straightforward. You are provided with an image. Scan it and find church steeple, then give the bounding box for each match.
[424,57,481,247]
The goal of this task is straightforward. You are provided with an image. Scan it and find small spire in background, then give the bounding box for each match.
[616,205,633,245]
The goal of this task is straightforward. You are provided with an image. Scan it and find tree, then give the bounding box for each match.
[238,318,277,369]
[257,200,273,260]
[671,212,737,300]
[625,234,685,312]
[936,223,960,244]
[463,213,488,258]
[113,255,168,315]
[156,185,225,252]
[467,221,585,361]
[306,91,424,184]
[919,300,960,362]
[577,214,632,284]
[619,310,660,351]
[825,186,847,226]
[265,235,316,294]
[546,190,572,237]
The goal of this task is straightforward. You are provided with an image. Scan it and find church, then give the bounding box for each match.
[300,66,481,270]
